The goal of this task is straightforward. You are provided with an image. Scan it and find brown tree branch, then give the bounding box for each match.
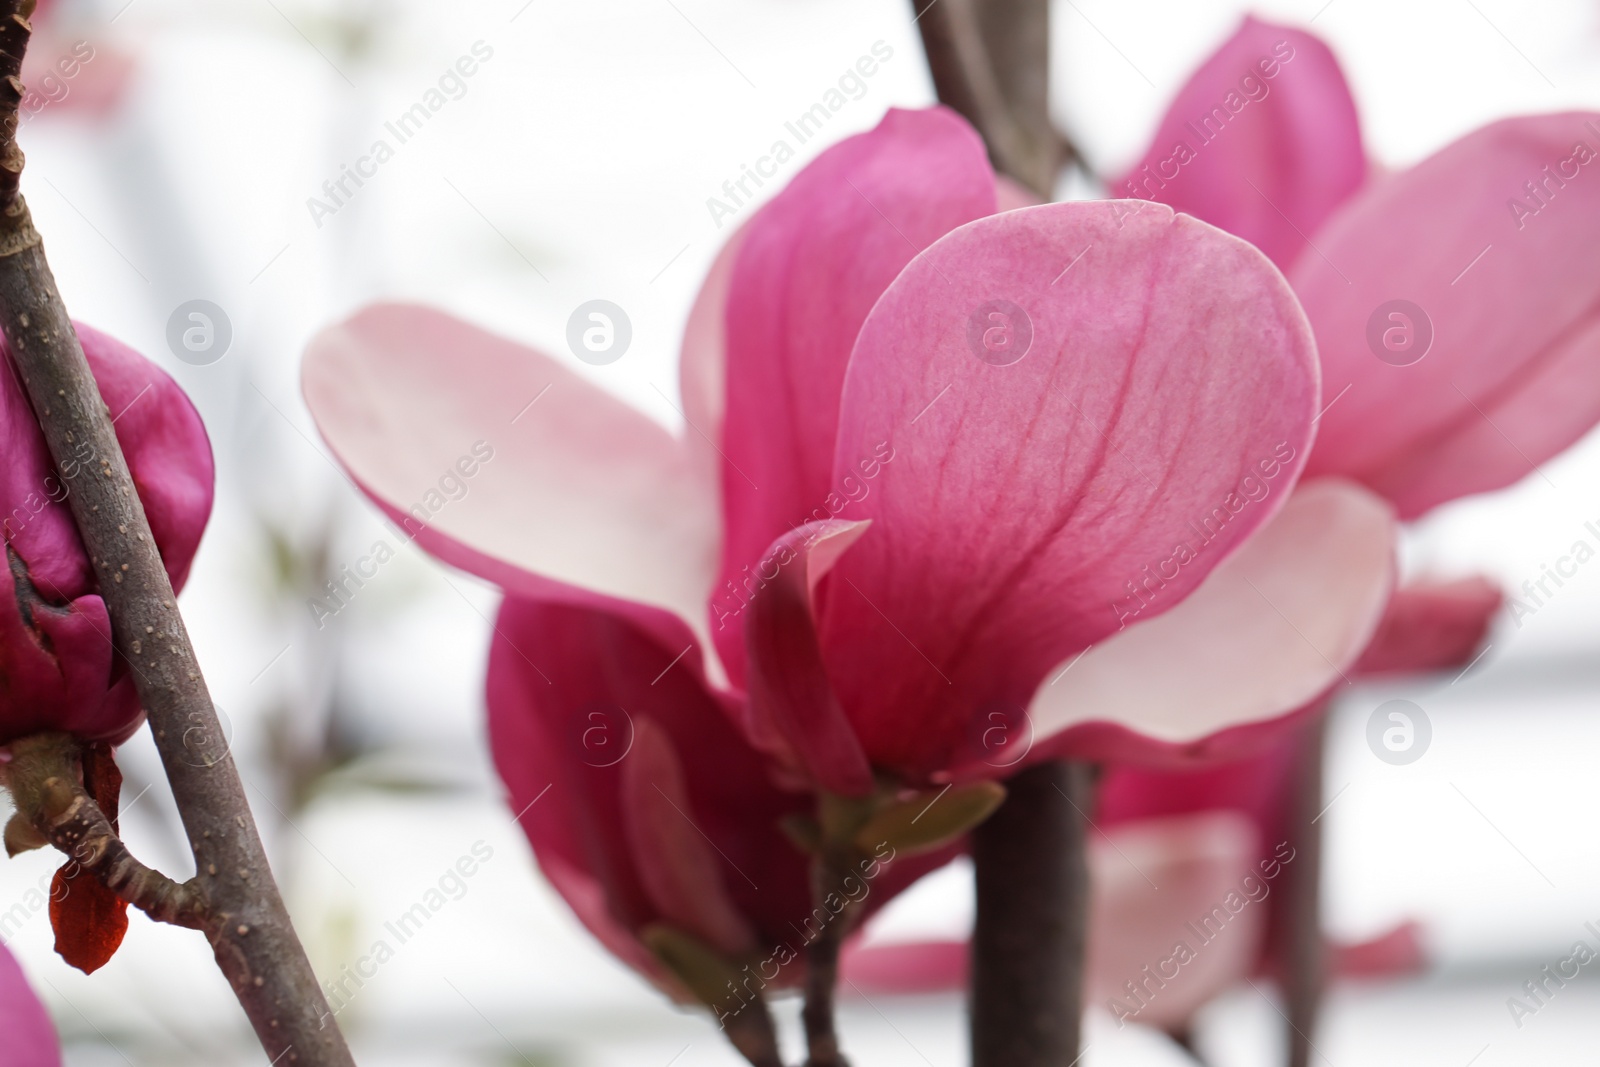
[0,5,356,1063]
[970,760,1092,1067]
[970,0,1073,188]
[1284,717,1326,1067]
[910,0,1070,198]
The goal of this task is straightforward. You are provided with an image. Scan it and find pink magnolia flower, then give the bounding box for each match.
[1,323,214,747]
[299,106,1389,789]
[0,941,60,1067]
[301,107,1402,1031]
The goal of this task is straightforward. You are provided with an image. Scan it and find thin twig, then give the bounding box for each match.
[0,5,355,1062]
[6,735,208,930]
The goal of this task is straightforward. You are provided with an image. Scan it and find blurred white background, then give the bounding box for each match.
[4,0,1600,1063]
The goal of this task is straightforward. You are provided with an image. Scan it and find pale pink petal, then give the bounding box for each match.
[1355,576,1500,676]
[1087,812,1266,1030]
[1297,113,1600,518]
[995,174,1041,211]
[713,107,996,681]
[20,36,135,122]
[622,715,760,956]
[841,938,967,994]
[1116,16,1364,271]
[1022,480,1395,767]
[843,811,1270,1027]
[741,521,875,796]
[1331,921,1426,978]
[303,303,717,654]
[0,942,60,1067]
[820,200,1318,779]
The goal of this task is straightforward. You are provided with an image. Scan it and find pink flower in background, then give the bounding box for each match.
[844,808,1424,1029]
[20,1,137,122]
[1115,17,1364,273]
[0,941,59,1067]
[1121,16,1600,518]
[846,812,1278,1024]
[1072,11,1600,1022]
[1,323,214,747]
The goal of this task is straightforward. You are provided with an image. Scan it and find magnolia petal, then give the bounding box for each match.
[1023,480,1394,764]
[680,224,747,499]
[841,938,967,994]
[622,716,759,956]
[486,597,812,968]
[303,303,718,653]
[2,322,213,600]
[1297,112,1600,518]
[843,903,1415,1003]
[1116,16,1364,271]
[1335,311,1600,516]
[1086,812,1266,1030]
[1331,921,1426,978]
[821,200,1319,778]
[995,174,1041,212]
[713,107,996,682]
[1355,576,1501,676]
[742,521,875,796]
[0,572,123,746]
[0,941,60,1067]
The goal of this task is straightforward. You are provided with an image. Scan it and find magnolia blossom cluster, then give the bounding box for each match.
[7,10,1600,1064]
[290,13,1600,1058]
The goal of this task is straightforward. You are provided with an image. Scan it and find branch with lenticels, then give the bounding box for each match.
[0,3,356,1063]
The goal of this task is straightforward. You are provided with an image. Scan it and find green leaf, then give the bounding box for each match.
[641,924,747,1008]
[853,781,1006,856]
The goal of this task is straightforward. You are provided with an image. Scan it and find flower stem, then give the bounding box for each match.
[0,5,355,1062]
[971,759,1093,1067]
[802,844,855,1067]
